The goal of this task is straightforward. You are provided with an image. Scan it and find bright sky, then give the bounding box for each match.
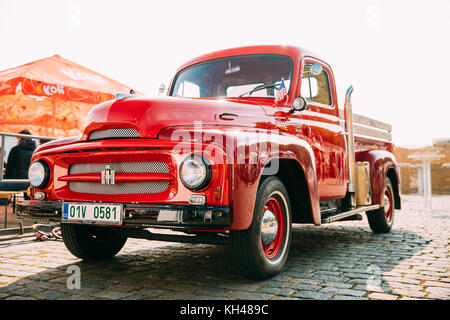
[0,0,449,147]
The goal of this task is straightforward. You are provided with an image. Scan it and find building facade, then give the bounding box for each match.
[394,139,450,195]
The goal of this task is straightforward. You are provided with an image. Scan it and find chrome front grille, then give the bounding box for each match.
[68,181,169,195]
[68,162,170,195]
[88,128,139,140]
[69,162,169,174]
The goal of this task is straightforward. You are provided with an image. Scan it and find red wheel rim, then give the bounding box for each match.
[384,187,393,221]
[261,196,285,259]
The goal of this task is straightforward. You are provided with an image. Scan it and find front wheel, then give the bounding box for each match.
[231,176,292,280]
[61,224,127,260]
[367,177,395,233]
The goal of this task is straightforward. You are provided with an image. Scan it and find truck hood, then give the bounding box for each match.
[82,96,269,139]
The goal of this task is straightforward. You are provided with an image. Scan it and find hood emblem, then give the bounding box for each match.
[101,165,116,185]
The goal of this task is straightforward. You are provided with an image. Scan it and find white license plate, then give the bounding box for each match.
[62,203,123,225]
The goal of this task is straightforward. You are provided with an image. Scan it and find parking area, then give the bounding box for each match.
[0,195,449,300]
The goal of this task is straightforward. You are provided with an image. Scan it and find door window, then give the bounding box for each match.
[301,64,332,106]
[174,81,200,98]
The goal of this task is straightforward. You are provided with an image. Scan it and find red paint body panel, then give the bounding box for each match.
[28,45,398,231]
[82,96,269,140]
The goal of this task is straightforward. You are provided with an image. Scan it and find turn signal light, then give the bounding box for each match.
[27,187,32,199]
[188,194,206,205]
[213,186,221,200]
[34,192,46,200]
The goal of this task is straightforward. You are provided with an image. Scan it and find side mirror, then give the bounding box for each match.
[291,96,308,113]
[158,83,166,96]
[310,63,323,76]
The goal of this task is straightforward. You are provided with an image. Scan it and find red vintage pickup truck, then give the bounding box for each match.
[18,45,401,279]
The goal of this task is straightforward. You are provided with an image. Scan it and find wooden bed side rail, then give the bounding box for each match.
[339,109,392,142]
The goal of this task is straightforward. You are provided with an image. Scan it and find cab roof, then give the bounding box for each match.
[175,45,324,74]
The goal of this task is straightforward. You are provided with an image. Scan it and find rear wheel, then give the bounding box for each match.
[231,176,292,280]
[61,224,127,260]
[367,177,395,233]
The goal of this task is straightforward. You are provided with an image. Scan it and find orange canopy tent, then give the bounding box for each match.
[0,55,137,137]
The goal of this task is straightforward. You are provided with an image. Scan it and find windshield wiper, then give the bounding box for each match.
[237,83,279,100]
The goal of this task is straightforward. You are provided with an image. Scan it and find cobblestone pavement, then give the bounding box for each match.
[0,195,448,300]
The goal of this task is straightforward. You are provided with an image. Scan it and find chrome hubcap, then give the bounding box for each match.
[261,209,278,246]
[384,194,390,213]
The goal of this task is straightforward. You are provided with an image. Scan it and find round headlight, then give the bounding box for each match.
[179,155,211,190]
[28,160,49,189]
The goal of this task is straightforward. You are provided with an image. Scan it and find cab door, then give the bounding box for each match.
[300,59,347,200]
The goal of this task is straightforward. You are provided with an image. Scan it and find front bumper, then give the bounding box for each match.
[17,200,230,230]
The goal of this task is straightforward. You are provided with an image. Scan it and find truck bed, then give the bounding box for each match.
[339,109,394,153]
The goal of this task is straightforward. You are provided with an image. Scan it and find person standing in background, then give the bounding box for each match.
[0,129,36,191]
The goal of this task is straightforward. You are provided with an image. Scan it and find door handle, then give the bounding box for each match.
[219,113,238,120]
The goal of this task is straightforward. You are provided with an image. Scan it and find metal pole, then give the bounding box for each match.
[345,85,356,193]
[1,134,4,179]
[417,166,423,196]
[422,160,428,199]
[52,100,56,137]
[426,161,432,209]
[4,198,7,229]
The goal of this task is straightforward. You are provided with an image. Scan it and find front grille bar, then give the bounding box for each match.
[66,161,171,195]
[88,128,140,141]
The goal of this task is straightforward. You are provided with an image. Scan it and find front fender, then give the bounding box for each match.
[226,130,320,230]
[158,126,320,230]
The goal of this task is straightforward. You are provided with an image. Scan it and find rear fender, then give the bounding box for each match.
[356,149,401,209]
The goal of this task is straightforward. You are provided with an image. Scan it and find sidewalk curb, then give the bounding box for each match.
[0,233,35,242]
[0,226,33,238]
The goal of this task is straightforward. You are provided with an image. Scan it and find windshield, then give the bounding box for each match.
[169,54,293,99]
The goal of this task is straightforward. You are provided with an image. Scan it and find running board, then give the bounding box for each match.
[321,204,380,224]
